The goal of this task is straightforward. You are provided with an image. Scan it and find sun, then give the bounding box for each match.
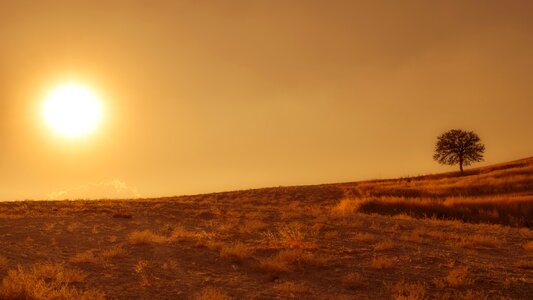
[42,83,103,138]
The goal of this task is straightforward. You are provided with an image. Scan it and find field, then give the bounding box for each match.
[1,158,532,299]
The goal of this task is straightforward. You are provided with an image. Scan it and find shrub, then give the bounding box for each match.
[0,263,104,299]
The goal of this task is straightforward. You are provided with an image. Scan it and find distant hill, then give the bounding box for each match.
[156,156,533,227]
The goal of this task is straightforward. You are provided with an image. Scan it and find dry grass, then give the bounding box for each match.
[390,281,426,300]
[219,243,252,262]
[444,266,471,287]
[522,240,533,251]
[128,229,168,245]
[459,234,502,248]
[393,213,413,221]
[169,225,195,241]
[0,157,531,298]
[273,281,308,296]
[0,256,7,269]
[66,222,81,233]
[278,224,309,249]
[331,198,359,216]
[0,263,104,300]
[258,249,329,274]
[261,224,316,250]
[459,289,491,300]
[70,250,99,264]
[353,196,533,227]
[401,230,425,244]
[354,232,375,242]
[239,219,267,234]
[342,272,363,289]
[195,287,232,300]
[101,245,127,259]
[371,256,396,269]
[374,240,395,251]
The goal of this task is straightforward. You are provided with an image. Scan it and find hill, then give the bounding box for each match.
[0,157,532,299]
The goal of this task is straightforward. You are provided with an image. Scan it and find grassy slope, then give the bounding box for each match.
[0,158,532,299]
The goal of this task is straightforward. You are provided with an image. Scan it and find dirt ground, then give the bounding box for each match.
[1,196,532,299]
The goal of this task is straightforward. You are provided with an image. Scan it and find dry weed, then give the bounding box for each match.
[278,224,308,249]
[273,281,309,296]
[195,287,232,300]
[445,266,471,287]
[459,289,490,300]
[135,260,149,274]
[219,243,252,262]
[459,235,502,248]
[66,222,81,233]
[240,219,267,234]
[0,263,103,300]
[161,259,178,271]
[374,240,395,251]
[70,250,99,264]
[0,256,7,269]
[259,249,328,273]
[393,213,413,221]
[128,229,167,244]
[515,259,533,269]
[101,245,127,259]
[522,240,533,251]
[169,225,195,241]
[390,280,425,300]
[324,230,339,239]
[401,230,425,244]
[331,198,359,216]
[107,235,118,243]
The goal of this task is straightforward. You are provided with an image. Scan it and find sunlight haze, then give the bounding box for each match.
[1,0,532,201]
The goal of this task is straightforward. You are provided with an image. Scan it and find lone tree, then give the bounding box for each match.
[433,129,485,175]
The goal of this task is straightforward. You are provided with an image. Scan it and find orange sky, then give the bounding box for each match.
[1,1,532,201]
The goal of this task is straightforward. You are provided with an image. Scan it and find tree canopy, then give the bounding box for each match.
[433,129,485,175]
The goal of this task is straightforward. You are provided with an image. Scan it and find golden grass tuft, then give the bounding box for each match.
[169,225,195,241]
[331,198,360,216]
[219,243,252,262]
[128,229,168,245]
[195,287,232,300]
[70,250,99,264]
[278,224,308,249]
[374,240,395,251]
[445,266,471,287]
[261,224,317,250]
[393,213,413,221]
[522,240,533,251]
[0,263,104,300]
[101,245,127,259]
[258,249,329,274]
[390,280,425,300]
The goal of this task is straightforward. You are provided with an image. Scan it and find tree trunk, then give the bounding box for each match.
[459,161,464,175]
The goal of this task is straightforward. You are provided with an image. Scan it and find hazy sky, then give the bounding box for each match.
[1,1,532,201]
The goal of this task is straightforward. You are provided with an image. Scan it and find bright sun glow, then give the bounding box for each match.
[43,83,102,138]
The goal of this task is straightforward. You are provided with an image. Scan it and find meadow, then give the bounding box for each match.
[0,157,532,299]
